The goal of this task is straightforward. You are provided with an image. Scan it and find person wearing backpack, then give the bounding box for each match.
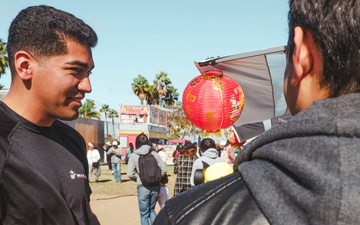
[189,138,224,186]
[127,133,167,225]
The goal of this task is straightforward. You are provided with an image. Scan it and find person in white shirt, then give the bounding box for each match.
[87,142,101,182]
[157,147,167,165]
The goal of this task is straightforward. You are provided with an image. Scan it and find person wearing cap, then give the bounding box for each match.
[189,138,224,187]
[87,142,101,182]
[107,141,122,182]
[173,142,198,196]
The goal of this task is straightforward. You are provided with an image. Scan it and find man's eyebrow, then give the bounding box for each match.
[64,60,94,70]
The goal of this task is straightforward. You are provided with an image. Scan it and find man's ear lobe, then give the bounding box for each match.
[291,26,314,86]
[14,51,33,81]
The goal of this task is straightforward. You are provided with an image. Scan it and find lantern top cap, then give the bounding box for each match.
[202,69,224,79]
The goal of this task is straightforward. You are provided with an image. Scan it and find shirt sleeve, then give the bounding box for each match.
[126,154,137,181]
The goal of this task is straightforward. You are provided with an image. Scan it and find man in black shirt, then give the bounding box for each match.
[0,5,99,224]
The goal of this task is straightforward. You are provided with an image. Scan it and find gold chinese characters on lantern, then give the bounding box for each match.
[182,69,245,133]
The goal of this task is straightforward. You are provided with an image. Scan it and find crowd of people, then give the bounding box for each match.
[86,136,232,225]
[89,137,233,187]
[2,0,360,224]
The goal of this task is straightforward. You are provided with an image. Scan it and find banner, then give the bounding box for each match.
[149,106,167,126]
[120,105,148,123]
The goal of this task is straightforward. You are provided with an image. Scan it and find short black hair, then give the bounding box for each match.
[199,138,216,152]
[287,0,360,96]
[7,5,98,75]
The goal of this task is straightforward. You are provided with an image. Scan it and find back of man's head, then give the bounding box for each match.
[135,133,151,149]
[199,138,216,153]
[287,0,360,97]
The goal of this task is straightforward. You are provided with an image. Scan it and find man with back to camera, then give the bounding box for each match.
[127,133,167,225]
[154,0,360,224]
[0,5,99,224]
[189,138,224,186]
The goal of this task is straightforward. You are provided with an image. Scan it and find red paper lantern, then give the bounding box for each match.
[182,69,245,132]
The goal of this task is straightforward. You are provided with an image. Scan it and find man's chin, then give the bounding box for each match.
[58,111,80,121]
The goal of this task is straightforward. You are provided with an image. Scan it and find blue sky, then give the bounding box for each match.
[0,1,289,114]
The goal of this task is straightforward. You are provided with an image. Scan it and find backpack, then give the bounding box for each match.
[194,161,233,185]
[138,151,162,186]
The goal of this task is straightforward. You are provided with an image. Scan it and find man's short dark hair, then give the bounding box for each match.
[7,5,98,75]
[135,133,151,149]
[287,0,360,97]
[199,138,216,152]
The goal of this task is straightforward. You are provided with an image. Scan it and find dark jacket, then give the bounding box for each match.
[155,172,268,224]
[154,93,360,225]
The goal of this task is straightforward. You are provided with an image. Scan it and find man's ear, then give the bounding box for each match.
[14,51,33,81]
[291,26,314,86]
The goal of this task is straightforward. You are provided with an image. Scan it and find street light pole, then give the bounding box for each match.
[112,116,115,139]
[105,112,108,139]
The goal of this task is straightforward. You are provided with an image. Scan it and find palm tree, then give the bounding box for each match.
[131,75,149,105]
[108,109,119,138]
[79,99,100,119]
[163,85,179,107]
[100,104,110,138]
[145,82,158,105]
[155,71,172,106]
[0,39,8,77]
[0,39,9,90]
[132,72,179,107]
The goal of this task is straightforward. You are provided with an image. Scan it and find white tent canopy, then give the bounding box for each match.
[195,46,291,141]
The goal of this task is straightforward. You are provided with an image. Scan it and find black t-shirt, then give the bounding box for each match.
[0,102,99,224]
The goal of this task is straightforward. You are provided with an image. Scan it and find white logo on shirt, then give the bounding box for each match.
[69,170,87,180]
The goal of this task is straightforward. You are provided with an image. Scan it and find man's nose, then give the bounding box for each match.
[78,76,92,93]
